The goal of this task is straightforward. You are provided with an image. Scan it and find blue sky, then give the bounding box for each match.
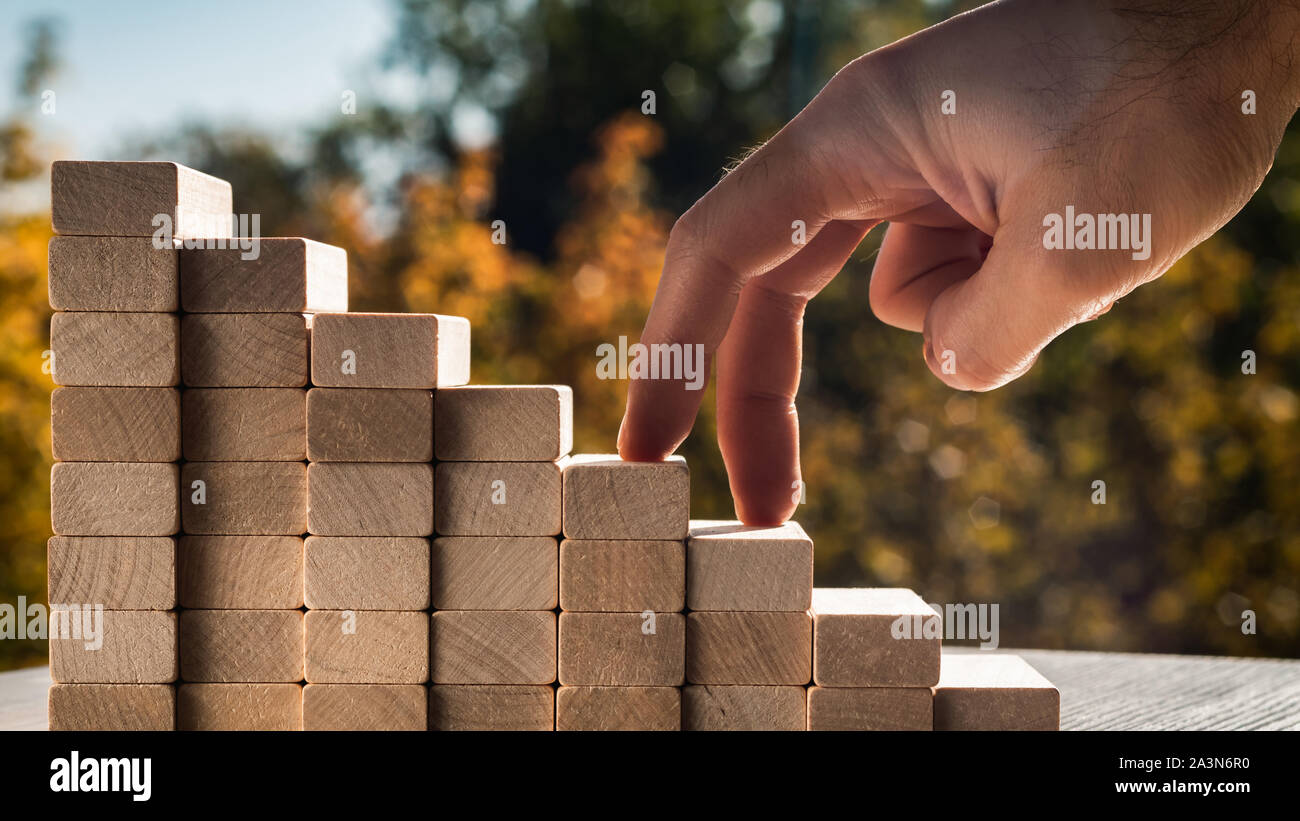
[1,0,401,159]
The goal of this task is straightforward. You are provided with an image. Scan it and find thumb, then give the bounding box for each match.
[921,216,1127,391]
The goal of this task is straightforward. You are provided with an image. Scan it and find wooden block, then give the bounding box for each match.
[557,612,685,686]
[179,609,303,683]
[51,462,178,536]
[558,539,684,612]
[686,612,812,685]
[304,684,427,731]
[51,387,180,462]
[434,385,572,460]
[180,238,347,312]
[178,535,304,609]
[48,236,177,311]
[50,312,178,386]
[48,684,176,731]
[310,312,470,388]
[807,686,933,731]
[181,462,306,535]
[428,685,554,731]
[305,611,429,684]
[556,686,680,731]
[561,454,689,540]
[47,536,175,609]
[811,588,941,687]
[304,537,430,610]
[434,461,561,536]
[307,463,432,537]
[182,388,306,461]
[180,313,308,387]
[430,611,556,685]
[49,610,177,683]
[682,685,807,731]
[51,160,232,237]
[933,653,1060,731]
[687,520,813,611]
[177,683,302,731]
[430,537,556,610]
[306,388,432,462]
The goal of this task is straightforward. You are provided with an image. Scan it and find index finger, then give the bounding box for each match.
[617,117,842,460]
[617,64,923,461]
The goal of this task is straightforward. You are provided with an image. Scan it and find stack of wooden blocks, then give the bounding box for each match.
[46,161,1059,731]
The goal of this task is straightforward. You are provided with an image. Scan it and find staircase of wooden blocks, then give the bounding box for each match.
[45,161,1060,731]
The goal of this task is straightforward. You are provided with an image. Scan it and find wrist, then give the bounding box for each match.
[1112,0,1300,113]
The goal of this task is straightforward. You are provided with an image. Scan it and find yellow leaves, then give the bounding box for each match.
[0,212,54,670]
[397,174,520,320]
[864,539,911,584]
[1148,587,1186,625]
[1256,385,1297,423]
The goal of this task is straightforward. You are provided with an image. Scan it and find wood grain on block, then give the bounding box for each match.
[304,684,427,731]
[305,611,429,684]
[306,388,432,462]
[51,160,232,238]
[682,685,807,731]
[933,653,1060,731]
[558,539,684,612]
[561,454,689,540]
[307,463,432,537]
[687,520,813,611]
[811,588,941,687]
[807,686,934,731]
[182,388,306,461]
[557,612,685,686]
[686,612,812,685]
[180,238,347,313]
[428,685,554,731]
[47,536,175,610]
[49,610,177,684]
[556,686,680,731]
[430,536,556,610]
[50,312,178,386]
[48,684,176,731]
[430,611,556,685]
[434,385,572,461]
[178,535,304,609]
[177,684,302,731]
[310,312,470,388]
[304,537,430,610]
[180,313,308,387]
[434,461,561,536]
[51,462,178,537]
[48,236,177,311]
[51,387,180,462]
[179,609,303,683]
[181,462,306,535]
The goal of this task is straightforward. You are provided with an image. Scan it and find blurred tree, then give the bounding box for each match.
[0,17,60,669]
[383,0,954,255]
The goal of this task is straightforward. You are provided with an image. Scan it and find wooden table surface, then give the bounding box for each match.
[2,649,1297,730]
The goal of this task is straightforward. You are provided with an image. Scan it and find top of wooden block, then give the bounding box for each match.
[561,455,690,540]
[52,161,233,238]
[685,520,812,611]
[565,453,686,469]
[811,587,935,618]
[180,238,347,313]
[310,312,470,388]
[688,520,810,542]
[935,653,1056,691]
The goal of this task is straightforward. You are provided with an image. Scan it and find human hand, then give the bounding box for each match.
[618,0,1300,525]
